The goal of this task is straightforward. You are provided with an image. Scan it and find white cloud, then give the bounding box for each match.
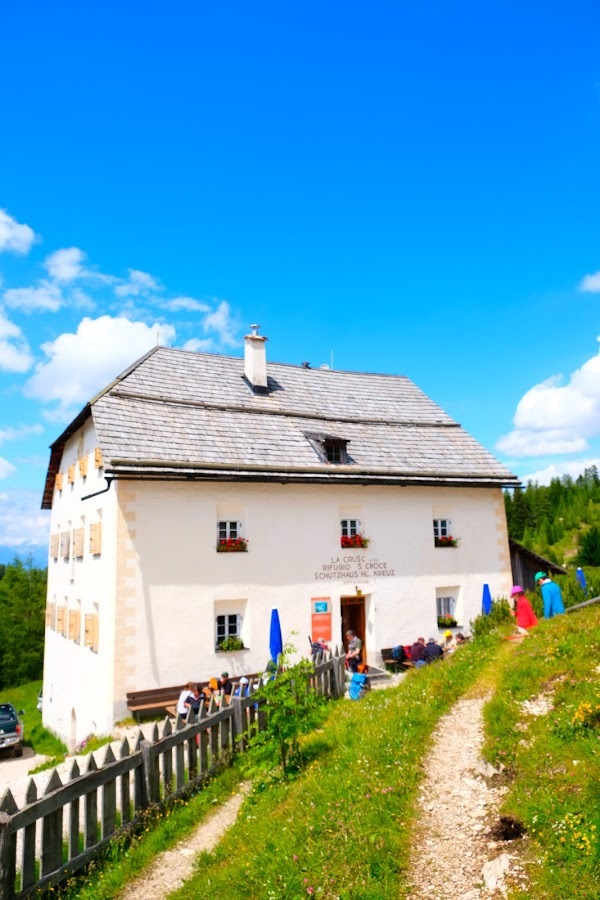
[519,458,600,486]
[165,296,210,312]
[24,315,176,416]
[579,271,600,293]
[497,348,600,457]
[0,424,43,445]
[44,246,87,282]
[3,280,64,312]
[496,429,588,457]
[182,337,215,352]
[0,209,37,254]
[0,457,16,479]
[202,300,238,347]
[115,269,162,298]
[0,310,34,372]
[0,489,49,548]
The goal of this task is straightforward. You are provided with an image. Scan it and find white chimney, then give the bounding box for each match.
[244,324,268,393]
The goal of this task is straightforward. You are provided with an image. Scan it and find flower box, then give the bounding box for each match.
[216,538,248,552]
[437,615,458,628]
[434,536,459,548]
[341,534,370,549]
[216,636,246,651]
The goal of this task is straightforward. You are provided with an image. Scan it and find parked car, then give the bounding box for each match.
[0,703,24,757]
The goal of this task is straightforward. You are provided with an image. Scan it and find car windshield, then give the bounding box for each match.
[0,705,17,723]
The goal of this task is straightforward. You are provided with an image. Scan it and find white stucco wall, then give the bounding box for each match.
[121,480,510,689]
[43,451,511,744]
[42,419,118,748]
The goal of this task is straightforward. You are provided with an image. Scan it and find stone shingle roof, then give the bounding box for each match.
[42,345,518,506]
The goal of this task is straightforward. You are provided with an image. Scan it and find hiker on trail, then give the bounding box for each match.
[177,681,195,722]
[510,585,538,632]
[534,572,565,619]
[424,636,443,662]
[345,629,363,673]
[410,637,428,668]
[441,630,457,655]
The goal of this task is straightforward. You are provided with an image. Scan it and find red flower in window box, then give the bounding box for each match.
[434,535,459,548]
[216,537,248,552]
[341,534,370,549]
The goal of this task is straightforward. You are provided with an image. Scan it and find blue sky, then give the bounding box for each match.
[1,1,600,561]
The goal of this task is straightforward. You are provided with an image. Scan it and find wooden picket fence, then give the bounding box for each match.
[0,650,345,899]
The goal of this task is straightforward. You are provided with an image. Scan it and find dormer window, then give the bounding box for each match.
[324,438,348,464]
[305,432,351,464]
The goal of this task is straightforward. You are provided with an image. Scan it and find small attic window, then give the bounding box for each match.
[305,432,351,464]
[324,439,348,464]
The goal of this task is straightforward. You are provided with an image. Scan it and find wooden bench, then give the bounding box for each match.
[126,673,263,721]
[126,686,183,720]
[381,648,414,672]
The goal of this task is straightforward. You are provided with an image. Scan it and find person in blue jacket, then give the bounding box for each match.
[534,571,565,618]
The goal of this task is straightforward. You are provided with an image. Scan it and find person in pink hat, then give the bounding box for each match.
[510,586,538,632]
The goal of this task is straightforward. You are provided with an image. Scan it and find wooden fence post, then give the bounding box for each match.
[141,740,160,806]
[0,809,16,900]
[231,696,245,751]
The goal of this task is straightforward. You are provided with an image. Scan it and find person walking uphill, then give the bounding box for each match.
[535,571,565,619]
[510,586,538,632]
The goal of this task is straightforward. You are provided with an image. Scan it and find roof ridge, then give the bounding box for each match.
[152,345,411,379]
[106,388,460,428]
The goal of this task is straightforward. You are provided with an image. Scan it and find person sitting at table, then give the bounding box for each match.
[424,636,444,663]
[410,636,428,668]
[219,671,234,701]
[176,681,195,722]
[185,684,203,719]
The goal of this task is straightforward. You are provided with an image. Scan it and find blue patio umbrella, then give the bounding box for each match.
[482,583,493,616]
[576,567,588,595]
[269,608,283,664]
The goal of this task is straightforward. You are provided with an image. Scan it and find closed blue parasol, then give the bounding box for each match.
[482,583,493,616]
[269,608,283,663]
[576,567,588,595]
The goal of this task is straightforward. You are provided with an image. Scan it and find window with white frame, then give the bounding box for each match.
[433,518,451,539]
[216,613,242,646]
[218,520,240,541]
[436,595,456,618]
[341,519,360,538]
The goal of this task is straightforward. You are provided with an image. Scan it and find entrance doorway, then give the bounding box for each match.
[340,595,366,659]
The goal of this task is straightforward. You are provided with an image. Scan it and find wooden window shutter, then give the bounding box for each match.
[94,447,103,468]
[84,613,99,652]
[78,455,88,477]
[68,609,81,643]
[90,522,102,556]
[55,473,64,491]
[60,531,71,560]
[45,604,52,627]
[73,527,84,559]
[67,464,76,484]
[50,533,59,559]
[56,606,67,636]
[90,522,102,555]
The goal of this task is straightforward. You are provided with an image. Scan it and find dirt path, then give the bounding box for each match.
[117,782,251,900]
[407,696,528,899]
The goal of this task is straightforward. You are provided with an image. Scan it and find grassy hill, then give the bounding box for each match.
[59,604,600,900]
